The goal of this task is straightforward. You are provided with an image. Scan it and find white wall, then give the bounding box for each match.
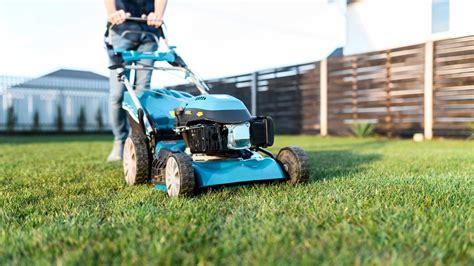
[345,0,474,55]
[450,0,474,37]
[0,88,110,132]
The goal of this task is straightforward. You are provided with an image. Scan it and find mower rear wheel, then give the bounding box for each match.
[123,137,150,185]
[165,153,195,197]
[277,146,310,184]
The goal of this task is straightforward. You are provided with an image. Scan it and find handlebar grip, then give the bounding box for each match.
[125,17,148,23]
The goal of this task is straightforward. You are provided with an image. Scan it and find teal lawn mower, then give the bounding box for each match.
[108,18,310,197]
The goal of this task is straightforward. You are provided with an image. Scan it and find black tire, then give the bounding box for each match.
[165,153,195,197]
[276,146,310,184]
[123,136,150,185]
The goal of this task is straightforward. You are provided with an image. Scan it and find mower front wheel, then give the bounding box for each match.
[277,146,310,184]
[123,137,150,185]
[165,153,195,197]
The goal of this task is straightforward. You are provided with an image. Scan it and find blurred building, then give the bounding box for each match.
[344,0,474,55]
[0,69,110,132]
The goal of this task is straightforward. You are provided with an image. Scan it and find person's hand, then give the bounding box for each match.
[145,12,163,28]
[108,10,129,25]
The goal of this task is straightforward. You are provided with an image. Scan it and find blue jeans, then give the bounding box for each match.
[108,31,158,141]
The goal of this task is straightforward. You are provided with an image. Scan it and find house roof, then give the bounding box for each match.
[42,69,108,81]
[329,47,344,58]
[11,69,109,92]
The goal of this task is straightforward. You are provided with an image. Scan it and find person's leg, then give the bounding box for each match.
[134,39,158,92]
[108,66,133,161]
[109,67,130,141]
[107,32,136,161]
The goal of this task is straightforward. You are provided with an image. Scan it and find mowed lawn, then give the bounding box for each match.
[0,135,472,265]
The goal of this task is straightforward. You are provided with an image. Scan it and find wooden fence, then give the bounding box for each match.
[433,36,474,136]
[327,44,426,136]
[171,35,474,137]
[173,63,321,135]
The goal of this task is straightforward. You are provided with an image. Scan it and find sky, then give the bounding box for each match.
[0,0,345,85]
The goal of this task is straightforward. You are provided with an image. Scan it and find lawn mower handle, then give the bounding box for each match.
[108,16,167,47]
[125,17,163,24]
[125,17,148,23]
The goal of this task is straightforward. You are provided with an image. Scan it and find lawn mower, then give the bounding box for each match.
[108,17,310,197]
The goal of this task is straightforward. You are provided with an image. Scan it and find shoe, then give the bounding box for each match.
[107,140,125,162]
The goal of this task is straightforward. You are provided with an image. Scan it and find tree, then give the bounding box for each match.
[55,105,64,132]
[95,107,104,132]
[77,106,86,132]
[32,110,40,132]
[6,106,16,133]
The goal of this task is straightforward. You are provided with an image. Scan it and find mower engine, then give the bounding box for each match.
[174,95,274,156]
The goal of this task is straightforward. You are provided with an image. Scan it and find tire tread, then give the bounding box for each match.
[277,146,310,184]
[169,153,195,197]
[123,136,150,185]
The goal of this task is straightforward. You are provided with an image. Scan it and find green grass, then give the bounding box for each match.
[0,135,473,265]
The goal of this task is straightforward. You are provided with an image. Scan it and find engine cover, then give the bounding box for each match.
[175,94,252,126]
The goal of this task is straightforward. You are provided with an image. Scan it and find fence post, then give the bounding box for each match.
[385,50,393,137]
[251,72,258,116]
[320,58,328,136]
[424,41,434,140]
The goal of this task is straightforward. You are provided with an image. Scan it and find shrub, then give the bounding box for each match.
[6,106,16,133]
[95,108,104,132]
[350,122,375,138]
[55,105,64,132]
[77,106,86,132]
[32,110,40,132]
[468,123,474,140]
